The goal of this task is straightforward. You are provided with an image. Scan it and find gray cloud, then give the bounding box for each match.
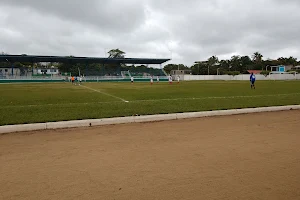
[1,0,146,33]
[1,0,300,66]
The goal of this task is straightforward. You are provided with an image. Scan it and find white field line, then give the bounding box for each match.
[0,82,65,85]
[80,85,129,103]
[136,92,300,102]
[1,93,300,109]
[2,101,120,108]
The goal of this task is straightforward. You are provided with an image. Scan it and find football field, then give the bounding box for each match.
[1,80,300,126]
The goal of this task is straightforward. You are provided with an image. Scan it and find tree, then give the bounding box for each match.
[207,56,219,66]
[196,56,219,75]
[252,52,263,63]
[191,62,207,75]
[219,59,230,70]
[163,64,188,74]
[287,56,297,66]
[240,56,253,72]
[230,55,241,71]
[107,49,125,58]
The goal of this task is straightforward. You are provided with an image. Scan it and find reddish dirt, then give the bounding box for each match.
[1,110,300,200]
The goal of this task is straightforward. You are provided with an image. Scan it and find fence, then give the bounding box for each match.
[182,74,300,81]
[2,74,299,82]
[0,75,169,83]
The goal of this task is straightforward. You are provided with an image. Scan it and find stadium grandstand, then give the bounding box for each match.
[0,54,170,82]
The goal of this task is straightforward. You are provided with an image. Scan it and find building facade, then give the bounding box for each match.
[34,68,60,75]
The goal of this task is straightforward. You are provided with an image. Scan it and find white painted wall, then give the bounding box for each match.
[36,68,59,75]
[0,68,21,76]
[183,74,300,81]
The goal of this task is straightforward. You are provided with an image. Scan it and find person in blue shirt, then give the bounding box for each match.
[250,73,256,89]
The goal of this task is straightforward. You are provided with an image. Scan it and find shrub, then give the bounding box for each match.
[226,71,240,76]
[260,70,271,77]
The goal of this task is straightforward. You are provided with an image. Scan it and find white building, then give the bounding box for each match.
[35,67,60,75]
[0,67,22,77]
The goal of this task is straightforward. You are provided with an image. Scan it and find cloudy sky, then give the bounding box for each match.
[1,0,300,66]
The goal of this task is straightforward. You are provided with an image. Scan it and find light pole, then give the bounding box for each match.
[208,65,210,75]
[194,61,200,75]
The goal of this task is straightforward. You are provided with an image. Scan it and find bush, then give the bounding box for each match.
[226,71,240,76]
[260,70,271,77]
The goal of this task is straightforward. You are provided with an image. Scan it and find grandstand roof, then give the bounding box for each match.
[0,55,170,65]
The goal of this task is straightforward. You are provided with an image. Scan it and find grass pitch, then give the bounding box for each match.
[1,80,300,126]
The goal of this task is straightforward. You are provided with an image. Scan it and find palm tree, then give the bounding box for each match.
[107,49,126,58]
[252,52,263,63]
[207,56,219,66]
[207,56,219,75]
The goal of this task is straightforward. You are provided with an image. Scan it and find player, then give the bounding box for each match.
[71,76,75,84]
[250,72,256,89]
[79,76,82,85]
[169,75,173,84]
[150,76,153,85]
[131,76,134,84]
[177,75,180,84]
[156,76,159,83]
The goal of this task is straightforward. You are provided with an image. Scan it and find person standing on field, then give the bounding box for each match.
[131,76,134,84]
[157,76,159,83]
[71,76,75,84]
[79,76,82,85]
[250,72,256,89]
[169,75,173,84]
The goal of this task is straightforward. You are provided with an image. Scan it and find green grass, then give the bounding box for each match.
[1,81,300,126]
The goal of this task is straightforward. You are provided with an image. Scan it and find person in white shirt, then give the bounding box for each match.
[131,76,134,84]
[177,76,180,84]
[169,75,173,84]
[79,76,82,85]
[156,76,159,83]
[150,76,153,85]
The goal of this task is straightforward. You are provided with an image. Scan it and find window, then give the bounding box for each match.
[50,69,57,72]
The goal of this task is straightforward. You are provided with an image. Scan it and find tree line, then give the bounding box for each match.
[163,52,300,75]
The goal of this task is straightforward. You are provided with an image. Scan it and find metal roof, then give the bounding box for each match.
[0,55,170,65]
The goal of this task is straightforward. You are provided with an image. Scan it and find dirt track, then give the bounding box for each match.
[1,110,300,200]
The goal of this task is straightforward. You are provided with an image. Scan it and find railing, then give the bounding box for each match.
[0,75,169,82]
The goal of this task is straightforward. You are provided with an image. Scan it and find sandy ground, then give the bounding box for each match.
[1,110,300,200]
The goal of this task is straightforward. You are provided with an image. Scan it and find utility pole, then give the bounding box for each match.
[208,65,210,75]
[194,61,201,75]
